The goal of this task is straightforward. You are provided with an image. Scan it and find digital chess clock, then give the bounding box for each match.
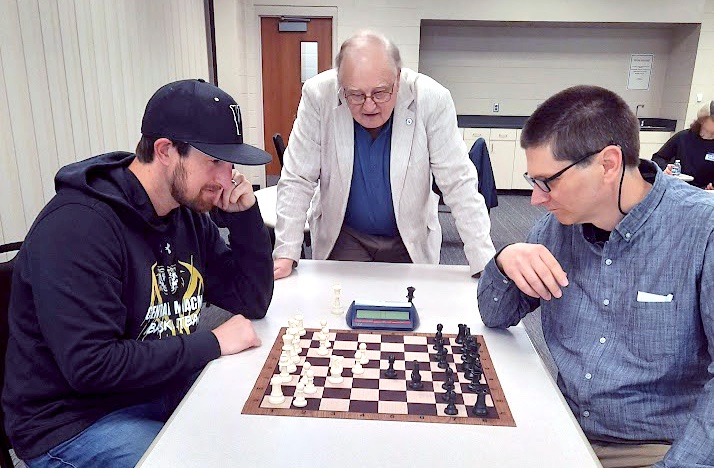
[346,300,420,331]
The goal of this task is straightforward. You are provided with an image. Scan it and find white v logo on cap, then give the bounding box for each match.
[229,104,242,137]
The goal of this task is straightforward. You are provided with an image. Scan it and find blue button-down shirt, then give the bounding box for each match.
[478,161,714,467]
[344,117,398,237]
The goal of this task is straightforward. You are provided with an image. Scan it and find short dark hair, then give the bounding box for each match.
[521,85,640,167]
[134,136,191,163]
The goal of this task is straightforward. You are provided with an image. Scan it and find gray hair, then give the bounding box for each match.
[335,30,402,76]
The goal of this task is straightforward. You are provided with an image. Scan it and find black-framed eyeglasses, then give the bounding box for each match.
[343,84,395,106]
[523,142,618,193]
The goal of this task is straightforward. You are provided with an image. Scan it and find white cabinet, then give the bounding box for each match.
[511,129,531,190]
[459,127,673,190]
[639,131,672,160]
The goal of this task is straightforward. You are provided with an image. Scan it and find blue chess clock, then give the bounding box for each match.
[346,300,419,331]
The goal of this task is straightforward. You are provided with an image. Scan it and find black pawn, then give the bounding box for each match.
[384,354,397,378]
[406,286,415,303]
[472,388,489,417]
[437,349,449,369]
[444,391,458,416]
[467,367,483,392]
[408,361,424,390]
[433,323,443,350]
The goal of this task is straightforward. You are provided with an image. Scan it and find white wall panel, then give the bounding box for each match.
[1,0,209,245]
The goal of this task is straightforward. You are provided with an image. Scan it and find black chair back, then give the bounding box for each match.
[0,242,22,468]
[272,133,286,168]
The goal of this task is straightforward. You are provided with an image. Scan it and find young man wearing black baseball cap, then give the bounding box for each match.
[3,79,274,467]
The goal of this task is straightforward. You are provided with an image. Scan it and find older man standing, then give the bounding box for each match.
[273,30,494,279]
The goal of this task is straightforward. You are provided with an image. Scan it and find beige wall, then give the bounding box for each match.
[217,0,710,156]
[685,0,714,125]
[0,0,208,259]
[419,23,685,118]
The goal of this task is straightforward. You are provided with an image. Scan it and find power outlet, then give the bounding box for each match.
[493,103,500,113]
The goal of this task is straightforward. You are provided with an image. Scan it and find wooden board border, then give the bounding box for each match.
[242,328,515,427]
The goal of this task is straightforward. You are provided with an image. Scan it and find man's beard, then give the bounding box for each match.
[170,160,220,213]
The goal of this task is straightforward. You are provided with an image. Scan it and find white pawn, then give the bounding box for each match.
[279,355,292,383]
[359,343,369,365]
[295,314,306,337]
[292,382,308,408]
[320,318,328,329]
[269,375,285,404]
[317,333,329,356]
[292,334,303,355]
[301,361,312,378]
[352,353,364,375]
[322,326,331,348]
[304,369,316,394]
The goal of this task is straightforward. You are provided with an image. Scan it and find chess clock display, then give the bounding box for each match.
[346,286,419,331]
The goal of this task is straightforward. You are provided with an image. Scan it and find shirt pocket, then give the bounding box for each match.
[627,301,676,361]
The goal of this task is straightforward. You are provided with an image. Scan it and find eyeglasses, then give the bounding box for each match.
[523,142,617,193]
[343,84,395,106]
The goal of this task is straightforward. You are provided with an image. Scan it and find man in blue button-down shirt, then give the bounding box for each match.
[478,85,714,467]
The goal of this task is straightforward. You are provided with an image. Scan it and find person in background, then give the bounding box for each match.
[272,30,495,280]
[3,79,274,467]
[478,85,714,468]
[653,100,714,189]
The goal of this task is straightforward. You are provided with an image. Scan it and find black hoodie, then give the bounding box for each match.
[2,152,273,459]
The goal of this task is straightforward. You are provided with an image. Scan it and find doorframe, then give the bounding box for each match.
[252,6,338,164]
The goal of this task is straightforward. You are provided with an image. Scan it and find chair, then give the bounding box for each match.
[0,241,22,468]
[272,133,286,169]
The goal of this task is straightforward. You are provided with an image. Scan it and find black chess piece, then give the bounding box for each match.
[433,323,443,350]
[406,286,415,303]
[441,373,455,392]
[408,360,424,390]
[472,388,489,417]
[384,354,397,378]
[455,324,466,344]
[467,366,483,392]
[437,349,449,369]
[444,391,458,416]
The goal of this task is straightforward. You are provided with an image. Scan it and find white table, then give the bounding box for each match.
[138,261,600,467]
[255,185,309,231]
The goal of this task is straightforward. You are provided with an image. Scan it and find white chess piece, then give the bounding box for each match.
[301,361,312,378]
[292,382,308,408]
[269,375,285,404]
[331,284,343,315]
[359,343,369,365]
[320,318,328,329]
[292,334,303,355]
[295,314,306,337]
[321,326,331,348]
[281,350,296,374]
[279,355,292,383]
[304,369,316,394]
[328,360,344,384]
[352,354,364,375]
[317,333,329,356]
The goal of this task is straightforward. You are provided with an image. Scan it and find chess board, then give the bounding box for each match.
[242,328,515,426]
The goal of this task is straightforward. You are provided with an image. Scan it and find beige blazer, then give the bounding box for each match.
[274,68,495,275]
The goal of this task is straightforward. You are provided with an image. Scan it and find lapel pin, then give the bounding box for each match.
[406,118,413,125]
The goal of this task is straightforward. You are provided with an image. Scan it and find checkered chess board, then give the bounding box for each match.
[242,328,515,426]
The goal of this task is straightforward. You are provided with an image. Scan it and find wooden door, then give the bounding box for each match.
[261,17,332,176]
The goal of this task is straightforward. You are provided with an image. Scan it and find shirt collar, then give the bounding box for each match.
[354,114,394,139]
[612,159,666,242]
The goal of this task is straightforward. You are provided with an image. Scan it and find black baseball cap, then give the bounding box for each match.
[141,79,272,165]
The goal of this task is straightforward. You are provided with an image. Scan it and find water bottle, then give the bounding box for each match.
[672,160,681,176]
